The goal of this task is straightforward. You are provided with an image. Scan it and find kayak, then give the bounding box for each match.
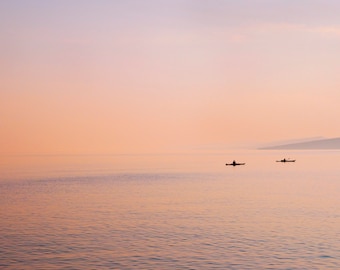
[276,159,295,162]
[226,162,245,166]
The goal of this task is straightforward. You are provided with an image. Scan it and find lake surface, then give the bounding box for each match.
[1,150,340,269]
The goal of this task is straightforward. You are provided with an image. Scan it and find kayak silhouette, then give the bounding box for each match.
[276,158,296,163]
[226,160,245,166]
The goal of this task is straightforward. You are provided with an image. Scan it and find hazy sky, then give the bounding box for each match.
[1,0,340,154]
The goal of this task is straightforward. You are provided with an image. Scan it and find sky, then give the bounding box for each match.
[1,0,340,155]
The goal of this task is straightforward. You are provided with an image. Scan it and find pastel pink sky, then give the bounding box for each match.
[1,0,340,154]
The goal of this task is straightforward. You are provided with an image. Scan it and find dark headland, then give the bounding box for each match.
[260,137,340,150]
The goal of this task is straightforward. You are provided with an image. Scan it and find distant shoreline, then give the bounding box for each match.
[260,137,340,150]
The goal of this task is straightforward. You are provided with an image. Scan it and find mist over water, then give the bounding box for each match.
[1,150,340,269]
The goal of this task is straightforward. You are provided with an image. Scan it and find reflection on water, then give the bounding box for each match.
[1,151,340,269]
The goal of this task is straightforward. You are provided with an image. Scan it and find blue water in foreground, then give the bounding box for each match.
[1,151,340,269]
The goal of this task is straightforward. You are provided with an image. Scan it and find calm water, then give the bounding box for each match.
[1,150,340,269]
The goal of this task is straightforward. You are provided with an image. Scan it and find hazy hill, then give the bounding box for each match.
[260,137,340,149]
